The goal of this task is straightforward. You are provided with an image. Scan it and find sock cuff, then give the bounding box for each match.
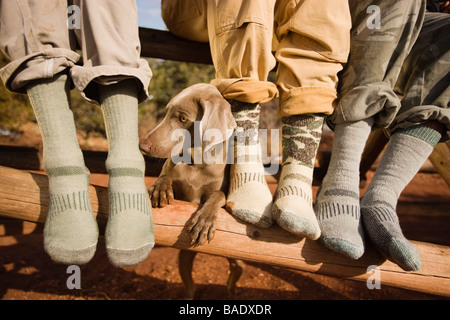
[282,113,324,127]
[396,125,442,147]
[228,100,260,113]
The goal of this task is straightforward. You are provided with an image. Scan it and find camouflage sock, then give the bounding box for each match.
[226,101,274,228]
[361,125,441,271]
[27,74,98,265]
[314,119,373,259]
[100,80,154,267]
[272,114,323,240]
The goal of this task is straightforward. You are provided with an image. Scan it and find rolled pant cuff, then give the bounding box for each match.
[278,86,336,117]
[70,64,152,105]
[211,78,278,104]
[0,48,80,94]
[328,82,401,129]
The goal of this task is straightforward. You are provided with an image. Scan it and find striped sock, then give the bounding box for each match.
[27,73,98,265]
[99,80,154,267]
[272,114,324,240]
[226,101,274,228]
[361,125,442,271]
[314,119,373,259]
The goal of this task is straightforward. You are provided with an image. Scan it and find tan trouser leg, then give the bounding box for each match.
[274,0,351,116]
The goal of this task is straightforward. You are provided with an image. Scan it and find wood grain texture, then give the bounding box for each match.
[0,165,449,297]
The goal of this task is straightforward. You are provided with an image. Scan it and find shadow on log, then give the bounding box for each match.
[0,165,449,297]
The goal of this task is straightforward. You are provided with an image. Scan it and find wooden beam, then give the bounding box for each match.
[429,141,450,187]
[0,144,164,177]
[139,28,213,64]
[0,165,449,297]
[359,129,389,188]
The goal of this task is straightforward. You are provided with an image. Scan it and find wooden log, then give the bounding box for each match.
[0,144,164,177]
[429,141,450,188]
[139,28,212,64]
[359,129,389,188]
[0,165,449,297]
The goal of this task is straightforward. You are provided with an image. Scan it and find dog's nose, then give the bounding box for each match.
[139,139,153,155]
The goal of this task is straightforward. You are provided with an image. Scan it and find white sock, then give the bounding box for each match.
[27,73,98,265]
[99,80,154,267]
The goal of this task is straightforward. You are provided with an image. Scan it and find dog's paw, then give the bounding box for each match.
[187,207,217,247]
[149,175,174,207]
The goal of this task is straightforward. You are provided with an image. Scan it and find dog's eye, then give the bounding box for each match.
[179,115,188,123]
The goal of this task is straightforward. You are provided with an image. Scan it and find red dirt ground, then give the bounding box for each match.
[1,124,449,301]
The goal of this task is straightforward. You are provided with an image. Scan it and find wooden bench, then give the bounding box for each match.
[0,27,449,297]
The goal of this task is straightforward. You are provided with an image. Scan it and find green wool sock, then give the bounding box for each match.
[361,125,442,271]
[272,114,324,240]
[27,73,99,265]
[99,80,154,267]
[226,101,274,228]
[315,118,374,259]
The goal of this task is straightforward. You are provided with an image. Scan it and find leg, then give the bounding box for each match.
[70,0,152,104]
[0,0,80,93]
[205,0,278,227]
[70,0,154,267]
[314,0,426,259]
[362,12,450,271]
[226,101,275,227]
[273,0,351,239]
[272,114,324,239]
[361,124,443,270]
[164,0,277,227]
[226,258,244,298]
[178,249,198,300]
[187,191,226,247]
[28,73,99,265]
[0,0,97,264]
[315,118,373,258]
[99,80,154,267]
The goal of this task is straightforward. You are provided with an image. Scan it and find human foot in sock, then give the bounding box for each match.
[99,80,154,267]
[361,125,442,271]
[226,101,274,228]
[27,74,99,265]
[314,119,374,259]
[272,114,324,240]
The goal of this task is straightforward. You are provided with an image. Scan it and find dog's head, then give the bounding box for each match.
[140,83,236,159]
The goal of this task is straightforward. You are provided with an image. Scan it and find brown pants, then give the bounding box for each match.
[162,0,351,116]
[0,0,151,104]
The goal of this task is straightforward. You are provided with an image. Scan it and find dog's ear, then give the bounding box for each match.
[199,95,237,154]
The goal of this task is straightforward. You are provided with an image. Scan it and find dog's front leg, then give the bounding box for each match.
[149,175,174,208]
[187,191,226,247]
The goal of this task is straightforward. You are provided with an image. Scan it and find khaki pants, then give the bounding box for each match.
[393,12,450,140]
[162,0,351,116]
[0,0,151,104]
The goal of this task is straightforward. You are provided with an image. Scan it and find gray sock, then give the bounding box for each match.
[361,125,442,271]
[99,80,154,267]
[315,118,373,259]
[27,74,99,265]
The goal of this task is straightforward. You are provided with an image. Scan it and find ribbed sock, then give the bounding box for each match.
[361,125,442,271]
[99,80,154,267]
[27,73,98,265]
[226,101,274,228]
[272,114,324,240]
[314,118,374,259]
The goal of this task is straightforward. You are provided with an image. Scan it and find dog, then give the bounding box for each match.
[139,83,243,299]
